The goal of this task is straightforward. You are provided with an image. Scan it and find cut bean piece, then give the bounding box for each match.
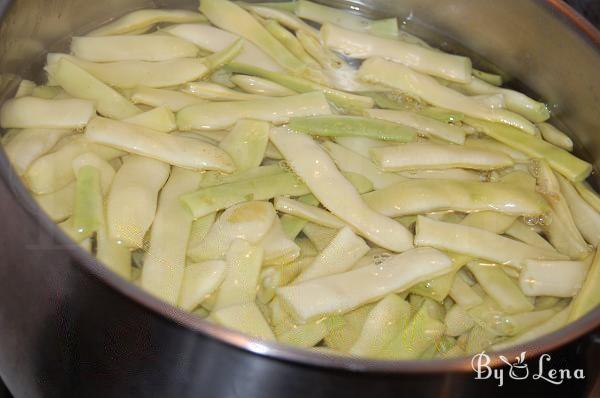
[574,182,600,213]
[0,96,94,129]
[88,9,206,36]
[130,87,204,112]
[295,0,398,37]
[259,217,301,266]
[200,0,305,74]
[504,221,555,251]
[47,54,210,89]
[270,126,413,252]
[181,170,308,218]
[322,24,471,83]
[219,119,269,172]
[519,259,590,298]
[323,141,404,190]
[71,35,200,62]
[466,117,591,182]
[358,57,538,135]
[178,260,226,311]
[449,276,484,309]
[467,262,534,314]
[226,62,375,112]
[296,227,369,282]
[72,166,103,240]
[415,216,567,269]
[188,201,276,261]
[244,3,319,38]
[445,304,475,337]
[398,169,483,181]
[364,179,546,217]
[85,117,235,172]
[535,160,591,259]
[464,137,530,162]
[378,301,445,359]
[288,115,417,142]
[72,152,115,195]
[165,24,284,72]
[123,107,176,133]
[491,306,570,351]
[451,77,550,123]
[50,58,141,120]
[275,196,345,229]
[323,304,374,352]
[182,81,268,102]
[367,109,467,145]
[296,29,346,71]
[107,156,170,248]
[277,247,452,322]
[302,222,338,252]
[349,295,412,357]
[141,168,201,305]
[177,92,332,131]
[211,302,275,341]
[187,213,217,255]
[231,74,296,96]
[213,239,264,310]
[537,123,574,152]
[264,19,321,71]
[5,128,72,175]
[569,248,600,321]
[557,174,600,247]
[26,137,123,195]
[370,141,514,172]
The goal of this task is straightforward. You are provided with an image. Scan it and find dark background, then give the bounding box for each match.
[566,0,600,26]
[0,1,599,397]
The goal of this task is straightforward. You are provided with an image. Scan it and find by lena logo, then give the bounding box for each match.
[471,351,585,387]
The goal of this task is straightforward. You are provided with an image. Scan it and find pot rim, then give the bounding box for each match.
[2,0,600,375]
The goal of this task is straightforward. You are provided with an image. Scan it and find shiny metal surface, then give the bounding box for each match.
[0,0,600,396]
[0,0,154,97]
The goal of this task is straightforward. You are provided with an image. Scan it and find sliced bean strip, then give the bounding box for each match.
[289,115,417,142]
[415,216,567,269]
[277,247,452,322]
[270,126,414,252]
[85,116,235,172]
[358,57,538,135]
[370,141,514,172]
[367,109,467,145]
[177,92,332,131]
[322,24,472,83]
[364,179,546,217]
[87,9,206,36]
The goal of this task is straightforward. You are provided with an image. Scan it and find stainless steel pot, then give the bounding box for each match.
[1,0,600,397]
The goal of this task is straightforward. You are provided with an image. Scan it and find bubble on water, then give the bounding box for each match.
[279,160,292,173]
[523,215,541,226]
[373,252,392,266]
[523,212,552,226]
[385,92,421,110]
[487,171,500,182]
[529,159,542,178]
[279,160,304,184]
